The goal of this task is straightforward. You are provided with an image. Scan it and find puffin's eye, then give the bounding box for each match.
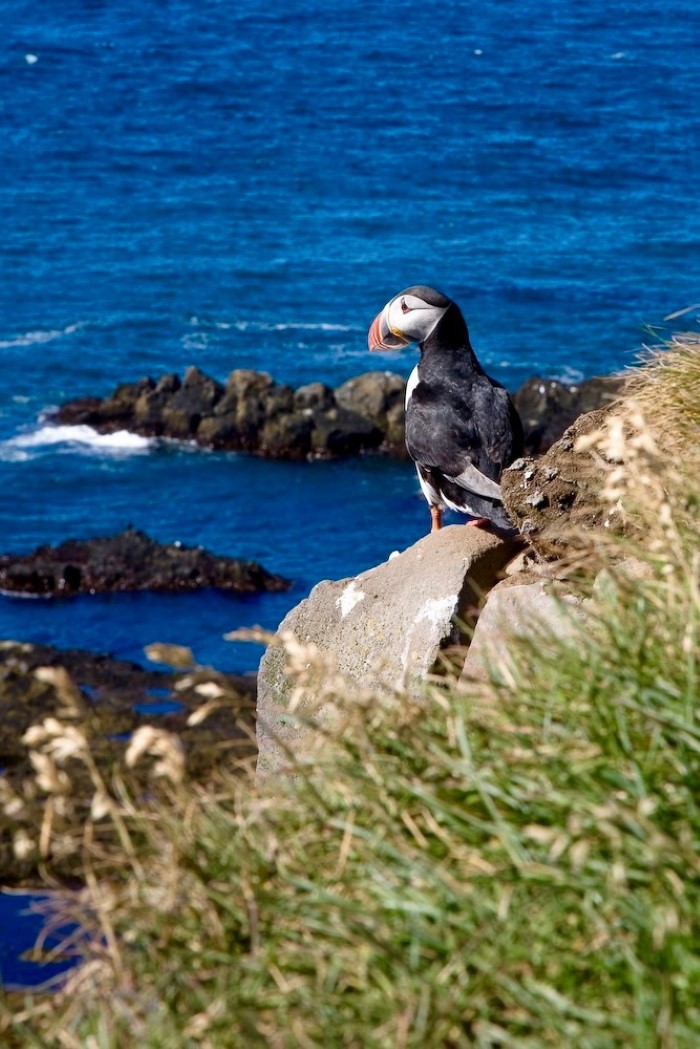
[401,298,410,314]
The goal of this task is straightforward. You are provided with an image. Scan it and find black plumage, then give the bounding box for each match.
[368,286,523,533]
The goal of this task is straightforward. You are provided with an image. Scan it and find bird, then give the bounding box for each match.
[367,285,523,534]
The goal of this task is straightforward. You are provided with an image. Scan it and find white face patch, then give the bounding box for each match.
[387,294,447,344]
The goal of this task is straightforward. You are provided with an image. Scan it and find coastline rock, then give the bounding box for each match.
[0,527,291,597]
[53,367,621,462]
[0,641,257,883]
[335,371,409,456]
[257,526,520,777]
[513,374,624,455]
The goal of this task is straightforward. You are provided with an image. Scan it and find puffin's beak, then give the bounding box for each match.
[367,307,411,352]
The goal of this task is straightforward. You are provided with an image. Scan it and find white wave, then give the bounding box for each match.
[188,316,232,330]
[0,322,86,349]
[2,424,153,458]
[232,320,358,333]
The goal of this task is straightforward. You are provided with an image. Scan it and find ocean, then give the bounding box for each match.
[1,0,698,984]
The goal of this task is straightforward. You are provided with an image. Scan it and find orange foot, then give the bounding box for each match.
[466,518,490,528]
[430,506,442,532]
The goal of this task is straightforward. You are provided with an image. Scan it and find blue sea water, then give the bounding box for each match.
[0,0,699,982]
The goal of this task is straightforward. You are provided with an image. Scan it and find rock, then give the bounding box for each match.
[98,378,156,429]
[335,371,408,454]
[260,412,314,459]
[53,395,104,427]
[53,366,624,463]
[0,641,256,883]
[513,374,624,455]
[501,407,623,559]
[256,526,520,776]
[309,406,383,457]
[460,577,584,686]
[0,528,291,597]
[160,366,225,438]
[294,382,336,411]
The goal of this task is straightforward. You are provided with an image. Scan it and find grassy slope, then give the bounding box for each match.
[1,340,699,1048]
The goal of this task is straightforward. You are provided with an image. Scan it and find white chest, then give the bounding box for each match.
[405,365,420,409]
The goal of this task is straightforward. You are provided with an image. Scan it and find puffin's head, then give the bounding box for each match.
[368,285,452,352]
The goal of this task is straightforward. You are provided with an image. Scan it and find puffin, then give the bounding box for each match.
[367,285,523,533]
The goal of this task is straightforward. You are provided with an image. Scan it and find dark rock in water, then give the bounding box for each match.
[309,406,383,457]
[0,527,291,597]
[260,409,314,459]
[54,396,105,427]
[335,370,408,456]
[513,374,624,455]
[53,365,624,461]
[294,382,336,411]
[0,640,256,883]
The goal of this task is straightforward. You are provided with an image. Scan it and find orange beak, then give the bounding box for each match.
[367,308,411,352]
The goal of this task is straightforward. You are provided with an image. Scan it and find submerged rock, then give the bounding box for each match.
[54,366,622,461]
[0,640,257,883]
[0,527,291,597]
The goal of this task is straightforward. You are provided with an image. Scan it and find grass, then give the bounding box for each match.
[1,338,699,1048]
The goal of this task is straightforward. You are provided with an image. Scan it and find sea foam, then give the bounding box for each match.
[1,424,153,460]
[0,322,86,349]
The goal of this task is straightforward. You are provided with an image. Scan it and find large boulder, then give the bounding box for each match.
[257,526,520,776]
[460,577,583,686]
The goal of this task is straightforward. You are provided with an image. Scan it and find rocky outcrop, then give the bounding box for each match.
[56,366,388,461]
[54,366,622,461]
[0,527,290,597]
[501,408,622,559]
[257,527,521,776]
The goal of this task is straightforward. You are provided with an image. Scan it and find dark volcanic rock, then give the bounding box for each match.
[336,370,408,455]
[309,406,383,457]
[0,528,291,597]
[53,365,624,462]
[0,641,257,883]
[513,374,624,455]
[294,382,336,411]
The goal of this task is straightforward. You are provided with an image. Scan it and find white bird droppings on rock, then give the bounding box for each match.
[415,595,458,627]
[336,581,366,618]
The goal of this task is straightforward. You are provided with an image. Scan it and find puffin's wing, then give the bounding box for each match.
[449,461,502,500]
[406,378,516,493]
